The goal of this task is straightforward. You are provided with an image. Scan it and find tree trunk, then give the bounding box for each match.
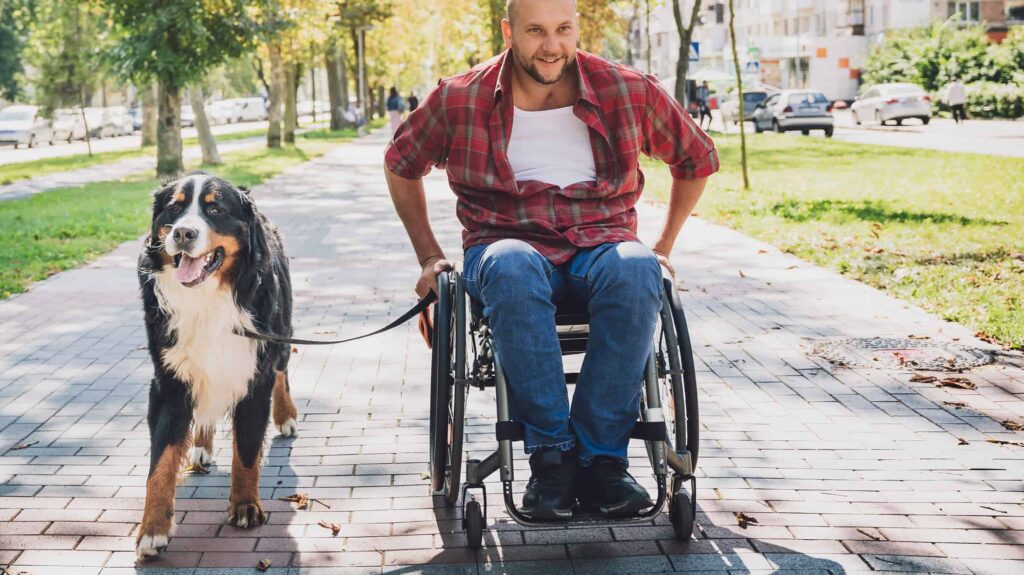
[157,80,184,177]
[376,85,385,119]
[267,42,283,148]
[728,0,749,190]
[326,50,344,130]
[484,0,504,55]
[189,85,221,165]
[672,0,703,105]
[284,60,297,144]
[141,82,158,147]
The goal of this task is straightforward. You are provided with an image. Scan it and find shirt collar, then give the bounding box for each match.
[494,49,599,107]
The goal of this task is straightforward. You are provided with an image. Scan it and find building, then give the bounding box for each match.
[629,0,1021,102]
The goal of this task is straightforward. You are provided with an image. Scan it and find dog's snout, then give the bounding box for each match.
[173,226,198,246]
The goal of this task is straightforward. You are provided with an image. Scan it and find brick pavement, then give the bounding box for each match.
[1,130,1024,574]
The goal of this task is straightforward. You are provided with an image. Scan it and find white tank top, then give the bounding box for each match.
[506,105,597,189]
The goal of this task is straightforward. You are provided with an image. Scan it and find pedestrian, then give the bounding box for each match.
[945,76,967,125]
[384,0,716,520]
[697,80,712,130]
[387,86,405,134]
[407,91,419,112]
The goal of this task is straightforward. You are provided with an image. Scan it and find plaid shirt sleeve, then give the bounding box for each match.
[384,82,450,179]
[640,74,720,180]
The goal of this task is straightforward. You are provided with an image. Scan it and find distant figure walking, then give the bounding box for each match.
[387,87,405,134]
[697,81,712,131]
[945,77,967,124]
[407,92,419,112]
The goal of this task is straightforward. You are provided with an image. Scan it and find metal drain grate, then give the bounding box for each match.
[814,337,995,371]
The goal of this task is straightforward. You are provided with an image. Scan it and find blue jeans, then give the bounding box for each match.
[462,239,663,466]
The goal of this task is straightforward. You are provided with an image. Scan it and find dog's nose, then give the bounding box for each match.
[173,226,198,246]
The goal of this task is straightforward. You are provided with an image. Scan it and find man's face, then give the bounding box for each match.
[502,0,579,86]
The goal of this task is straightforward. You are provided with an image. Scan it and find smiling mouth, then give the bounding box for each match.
[537,56,563,65]
[173,247,225,287]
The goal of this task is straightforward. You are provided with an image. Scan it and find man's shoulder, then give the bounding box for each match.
[578,50,653,85]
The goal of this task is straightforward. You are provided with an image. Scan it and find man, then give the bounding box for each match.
[945,76,967,125]
[384,0,717,519]
[697,80,712,130]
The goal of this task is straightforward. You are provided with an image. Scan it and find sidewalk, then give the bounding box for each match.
[1,130,1024,574]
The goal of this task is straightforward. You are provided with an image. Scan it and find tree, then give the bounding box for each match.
[727,0,748,190]
[188,84,221,164]
[577,0,627,54]
[101,0,266,176]
[140,82,157,147]
[0,0,32,101]
[481,0,504,56]
[671,0,701,105]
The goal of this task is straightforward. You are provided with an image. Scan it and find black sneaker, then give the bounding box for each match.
[520,448,577,519]
[575,456,654,517]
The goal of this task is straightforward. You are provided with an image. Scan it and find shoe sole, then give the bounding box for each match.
[519,505,574,520]
[598,496,655,517]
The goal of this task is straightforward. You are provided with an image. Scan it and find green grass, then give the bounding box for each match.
[0,126,366,299]
[0,127,280,186]
[644,133,1024,349]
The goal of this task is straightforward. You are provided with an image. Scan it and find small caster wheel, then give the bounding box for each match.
[670,490,694,540]
[464,499,484,550]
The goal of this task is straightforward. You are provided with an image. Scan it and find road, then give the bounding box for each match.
[709,109,1024,157]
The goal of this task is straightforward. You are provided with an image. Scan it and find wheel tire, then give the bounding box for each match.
[922,116,931,126]
[772,120,783,133]
[27,135,35,148]
[753,121,764,134]
[824,127,834,138]
[896,118,903,126]
[801,130,809,136]
[853,110,861,125]
[874,110,883,126]
[670,490,695,540]
[464,499,484,550]
[428,275,452,496]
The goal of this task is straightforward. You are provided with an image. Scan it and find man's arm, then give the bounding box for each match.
[652,176,707,276]
[383,166,451,297]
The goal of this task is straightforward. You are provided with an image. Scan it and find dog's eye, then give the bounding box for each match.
[167,204,182,215]
[208,206,222,215]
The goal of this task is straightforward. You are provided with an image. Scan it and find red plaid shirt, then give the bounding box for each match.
[384,50,719,264]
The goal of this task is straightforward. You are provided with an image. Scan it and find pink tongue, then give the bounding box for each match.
[175,255,206,284]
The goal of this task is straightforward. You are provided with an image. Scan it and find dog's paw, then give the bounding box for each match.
[276,417,298,438]
[227,500,268,529]
[136,531,170,559]
[189,445,212,467]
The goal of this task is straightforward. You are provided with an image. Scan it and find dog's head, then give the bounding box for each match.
[148,172,264,289]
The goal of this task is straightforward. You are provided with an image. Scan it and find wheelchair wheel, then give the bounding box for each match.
[662,278,700,467]
[670,488,695,540]
[464,499,484,550]
[429,272,468,506]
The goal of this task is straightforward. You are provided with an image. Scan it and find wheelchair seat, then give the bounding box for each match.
[469,294,590,356]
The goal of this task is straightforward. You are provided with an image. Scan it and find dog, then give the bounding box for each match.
[135,172,298,558]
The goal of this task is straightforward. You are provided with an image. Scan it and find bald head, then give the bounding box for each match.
[506,0,577,24]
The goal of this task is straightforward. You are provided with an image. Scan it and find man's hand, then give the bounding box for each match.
[417,256,453,298]
[653,249,675,279]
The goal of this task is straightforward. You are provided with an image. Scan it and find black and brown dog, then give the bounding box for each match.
[136,172,297,558]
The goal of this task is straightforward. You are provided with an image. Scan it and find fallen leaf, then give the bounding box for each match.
[786,265,799,270]
[278,493,310,510]
[738,270,746,278]
[936,377,976,390]
[870,222,882,239]
[419,472,430,480]
[907,334,930,340]
[910,373,937,384]
[757,249,768,254]
[1001,420,1024,432]
[257,558,272,571]
[987,438,1024,448]
[856,528,883,541]
[292,346,299,353]
[957,438,970,445]
[735,512,759,529]
[943,401,967,409]
[184,463,210,475]
[9,440,38,451]
[318,520,341,535]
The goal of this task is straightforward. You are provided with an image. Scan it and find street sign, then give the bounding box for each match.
[689,41,699,62]
[745,61,760,73]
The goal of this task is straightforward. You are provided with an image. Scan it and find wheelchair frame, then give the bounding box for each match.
[428,270,700,549]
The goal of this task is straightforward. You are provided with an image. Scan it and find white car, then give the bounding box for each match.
[851,83,932,126]
[52,108,87,142]
[83,107,118,138]
[752,90,834,137]
[0,105,54,148]
[181,105,195,127]
[208,100,241,124]
[235,97,267,122]
[105,106,134,135]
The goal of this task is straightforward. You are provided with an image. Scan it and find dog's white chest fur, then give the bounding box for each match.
[153,271,261,429]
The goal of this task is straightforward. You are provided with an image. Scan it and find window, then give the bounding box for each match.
[948,2,981,21]
[715,3,724,24]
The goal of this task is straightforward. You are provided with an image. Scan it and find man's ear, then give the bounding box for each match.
[501,18,512,50]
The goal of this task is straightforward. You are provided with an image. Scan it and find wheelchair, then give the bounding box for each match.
[428,268,700,550]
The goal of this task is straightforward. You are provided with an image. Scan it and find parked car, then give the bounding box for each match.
[235,97,267,122]
[0,105,54,148]
[208,99,241,124]
[82,107,119,138]
[105,106,134,135]
[181,104,195,127]
[52,108,88,142]
[752,90,834,137]
[720,89,774,125]
[851,83,931,126]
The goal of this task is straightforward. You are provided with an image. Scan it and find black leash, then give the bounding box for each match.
[234,291,437,346]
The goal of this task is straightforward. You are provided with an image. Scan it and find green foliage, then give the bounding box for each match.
[958,81,1024,118]
[0,0,34,101]
[100,0,268,86]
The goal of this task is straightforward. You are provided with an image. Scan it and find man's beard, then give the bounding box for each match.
[511,44,574,86]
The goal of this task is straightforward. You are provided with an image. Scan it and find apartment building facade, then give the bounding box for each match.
[628,0,1021,101]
